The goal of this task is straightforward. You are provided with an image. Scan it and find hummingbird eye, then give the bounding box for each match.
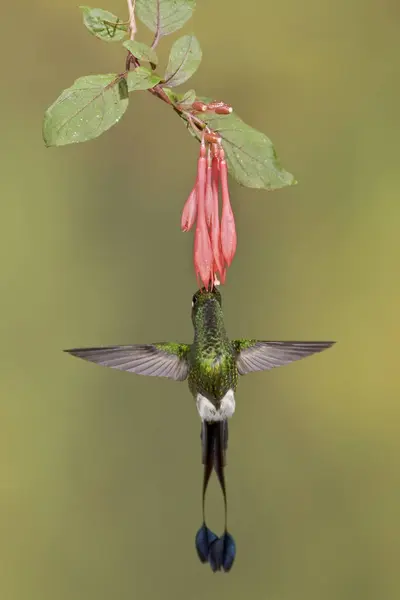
[192,294,198,308]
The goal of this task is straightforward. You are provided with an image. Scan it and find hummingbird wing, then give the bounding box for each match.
[233,340,335,375]
[64,343,190,380]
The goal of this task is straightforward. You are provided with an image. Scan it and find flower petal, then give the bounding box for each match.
[181,186,197,232]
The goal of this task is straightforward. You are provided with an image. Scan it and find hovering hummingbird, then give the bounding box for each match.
[65,287,334,572]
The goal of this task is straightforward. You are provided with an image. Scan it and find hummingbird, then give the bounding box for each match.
[64,286,334,572]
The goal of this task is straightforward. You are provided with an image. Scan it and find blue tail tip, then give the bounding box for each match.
[195,524,218,563]
[195,525,236,572]
[209,531,236,573]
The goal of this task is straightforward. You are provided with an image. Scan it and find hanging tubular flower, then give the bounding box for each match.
[204,151,213,227]
[194,140,213,289]
[181,129,237,289]
[219,148,237,267]
[210,145,224,277]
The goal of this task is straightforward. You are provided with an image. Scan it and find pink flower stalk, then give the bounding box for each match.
[181,133,237,289]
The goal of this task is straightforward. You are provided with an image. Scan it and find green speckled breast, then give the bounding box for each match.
[188,299,238,404]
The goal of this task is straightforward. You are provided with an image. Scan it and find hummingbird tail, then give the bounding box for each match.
[213,421,228,530]
[200,421,229,528]
[201,421,215,522]
[195,421,217,564]
[196,420,236,571]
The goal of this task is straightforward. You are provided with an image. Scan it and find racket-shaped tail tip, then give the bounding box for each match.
[209,531,236,573]
[195,524,218,563]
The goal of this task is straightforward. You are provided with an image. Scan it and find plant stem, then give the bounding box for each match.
[147,85,205,137]
[127,0,136,41]
[123,0,205,141]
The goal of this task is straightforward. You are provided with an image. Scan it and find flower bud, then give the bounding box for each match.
[207,101,233,114]
[214,105,233,115]
[192,101,208,112]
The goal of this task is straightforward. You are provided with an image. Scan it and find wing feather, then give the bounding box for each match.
[64,343,190,381]
[234,341,335,375]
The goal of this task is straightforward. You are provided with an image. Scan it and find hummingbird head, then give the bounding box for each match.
[191,286,222,324]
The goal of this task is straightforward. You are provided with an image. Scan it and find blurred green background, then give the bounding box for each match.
[1,0,400,598]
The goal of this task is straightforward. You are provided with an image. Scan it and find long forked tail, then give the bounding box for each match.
[195,421,236,572]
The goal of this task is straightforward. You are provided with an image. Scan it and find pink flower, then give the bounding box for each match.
[210,149,224,276]
[194,141,213,289]
[181,133,237,288]
[204,154,213,227]
[219,149,237,267]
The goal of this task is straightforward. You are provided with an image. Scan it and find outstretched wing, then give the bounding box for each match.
[233,340,335,375]
[64,342,190,381]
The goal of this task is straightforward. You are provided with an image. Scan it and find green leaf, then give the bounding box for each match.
[126,67,161,92]
[136,0,196,37]
[161,87,196,107]
[80,6,127,42]
[123,40,158,65]
[162,87,179,104]
[164,35,201,87]
[198,108,296,190]
[43,74,129,147]
[175,88,196,107]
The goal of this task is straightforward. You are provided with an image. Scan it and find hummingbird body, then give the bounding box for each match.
[65,286,335,572]
[188,292,238,421]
